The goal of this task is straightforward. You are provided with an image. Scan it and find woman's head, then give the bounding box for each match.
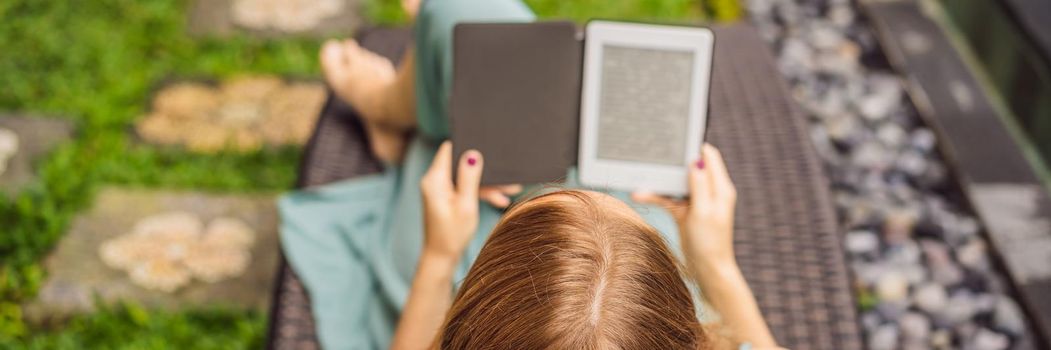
[439,190,710,349]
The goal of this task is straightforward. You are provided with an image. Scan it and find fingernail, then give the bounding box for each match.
[467,157,477,166]
[695,159,705,169]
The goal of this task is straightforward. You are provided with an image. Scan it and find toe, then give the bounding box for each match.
[402,0,420,19]
[321,40,344,65]
[342,39,362,52]
[321,40,348,81]
[341,41,395,76]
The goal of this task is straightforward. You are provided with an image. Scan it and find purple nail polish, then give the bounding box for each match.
[467,157,477,166]
[695,159,705,169]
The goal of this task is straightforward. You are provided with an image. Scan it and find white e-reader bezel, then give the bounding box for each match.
[578,20,715,196]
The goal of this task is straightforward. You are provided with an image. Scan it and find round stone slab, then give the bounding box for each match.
[23,187,281,323]
[0,115,75,196]
[187,0,362,38]
[136,77,327,154]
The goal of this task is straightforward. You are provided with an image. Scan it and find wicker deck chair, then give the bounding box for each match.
[267,25,863,350]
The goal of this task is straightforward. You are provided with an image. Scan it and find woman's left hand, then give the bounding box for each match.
[420,141,484,264]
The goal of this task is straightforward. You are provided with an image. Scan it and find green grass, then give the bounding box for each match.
[366,0,730,24]
[3,303,265,349]
[0,0,318,346]
[527,0,706,23]
[0,0,738,346]
[0,0,317,280]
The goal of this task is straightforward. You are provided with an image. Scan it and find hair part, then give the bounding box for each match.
[438,190,713,350]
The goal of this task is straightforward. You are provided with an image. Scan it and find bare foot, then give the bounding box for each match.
[402,0,421,19]
[321,39,406,163]
[364,120,408,165]
[321,39,395,122]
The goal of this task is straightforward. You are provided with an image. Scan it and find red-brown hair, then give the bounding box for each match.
[438,190,715,349]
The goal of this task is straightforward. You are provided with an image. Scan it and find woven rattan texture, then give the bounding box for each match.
[705,24,861,349]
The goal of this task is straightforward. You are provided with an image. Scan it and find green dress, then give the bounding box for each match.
[278,1,695,349]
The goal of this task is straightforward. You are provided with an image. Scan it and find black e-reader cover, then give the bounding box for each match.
[450,21,582,185]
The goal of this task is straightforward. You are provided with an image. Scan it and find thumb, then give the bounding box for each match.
[455,149,483,203]
[422,141,454,198]
[688,153,711,201]
[425,142,453,180]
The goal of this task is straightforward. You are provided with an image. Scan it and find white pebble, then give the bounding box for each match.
[994,296,1027,335]
[942,291,977,324]
[877,123,907,147]
[869,324,900,350]
[845,230,879,254]
[957,240,988,271]
[930,329,952,349]
[899,312,930,340]
[971,328,1009,350]
[913,283,948,314]
[877,271,909,302]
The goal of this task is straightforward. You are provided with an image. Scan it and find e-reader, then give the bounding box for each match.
[577,21,715,196]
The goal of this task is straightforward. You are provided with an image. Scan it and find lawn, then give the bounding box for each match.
[0,0,731,347]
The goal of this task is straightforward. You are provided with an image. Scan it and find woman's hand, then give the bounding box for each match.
[632,144,738,268]
[420,141,484,264]
[394,141,481,350]
[637,145,780,348]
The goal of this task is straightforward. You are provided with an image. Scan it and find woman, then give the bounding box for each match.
[390,142,782,349]
[282,0,780,348]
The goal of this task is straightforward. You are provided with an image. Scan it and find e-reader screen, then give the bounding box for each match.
[595,45,695,166]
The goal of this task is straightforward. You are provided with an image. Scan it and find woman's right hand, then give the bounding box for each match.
[632,144,738,268]
[636,145,782,348]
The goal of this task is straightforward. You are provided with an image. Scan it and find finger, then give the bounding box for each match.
[496,184,523,196]
[632,191,689,219]
[422,141,454,196]
[479,189,511,208]
[702,144,734,199]
[478,185,522,196]
[455,149,483,203]
[631,191,679,208]
[688,151,713,201]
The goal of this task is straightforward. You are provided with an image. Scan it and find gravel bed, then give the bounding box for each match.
[745,0,1034,348]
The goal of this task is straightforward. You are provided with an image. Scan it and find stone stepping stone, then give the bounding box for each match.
[0,114,75,196]
[135,76,327,154]
[24,187,281,322]
[187,0,362,38]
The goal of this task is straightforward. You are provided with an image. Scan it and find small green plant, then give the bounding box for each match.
[364,0,410,25]
[705,0,743,22]
[856,288,878,311]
